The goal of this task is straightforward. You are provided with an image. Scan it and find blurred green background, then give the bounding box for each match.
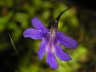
[0,0,96,72]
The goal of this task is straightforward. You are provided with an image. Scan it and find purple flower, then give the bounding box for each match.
[23,17,78,69]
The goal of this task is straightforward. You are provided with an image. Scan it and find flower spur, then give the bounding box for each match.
[23,9,78,69]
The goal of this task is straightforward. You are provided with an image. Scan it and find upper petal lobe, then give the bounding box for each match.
[32,17,48,32]
[23,28,43,40]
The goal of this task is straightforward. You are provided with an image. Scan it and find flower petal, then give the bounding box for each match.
[46,52,58,69]
[57,32,78,48]
[56,45,72,61]
[32,17,48,31]
[38,38,47,60]
[23,28,43,40]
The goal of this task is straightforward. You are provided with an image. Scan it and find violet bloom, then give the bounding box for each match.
[23,17,78,69]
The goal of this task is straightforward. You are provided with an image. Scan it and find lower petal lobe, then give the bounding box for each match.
[56,45,72,61]
[38,38,47,60]
[57,32,78,49]
[46,52,58,69]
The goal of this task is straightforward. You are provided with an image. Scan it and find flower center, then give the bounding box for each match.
[46,29,56,53]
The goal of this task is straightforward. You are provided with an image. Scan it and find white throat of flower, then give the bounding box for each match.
[45,29,56,54]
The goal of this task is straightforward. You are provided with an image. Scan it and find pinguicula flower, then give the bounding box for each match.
[23,9,78,69]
